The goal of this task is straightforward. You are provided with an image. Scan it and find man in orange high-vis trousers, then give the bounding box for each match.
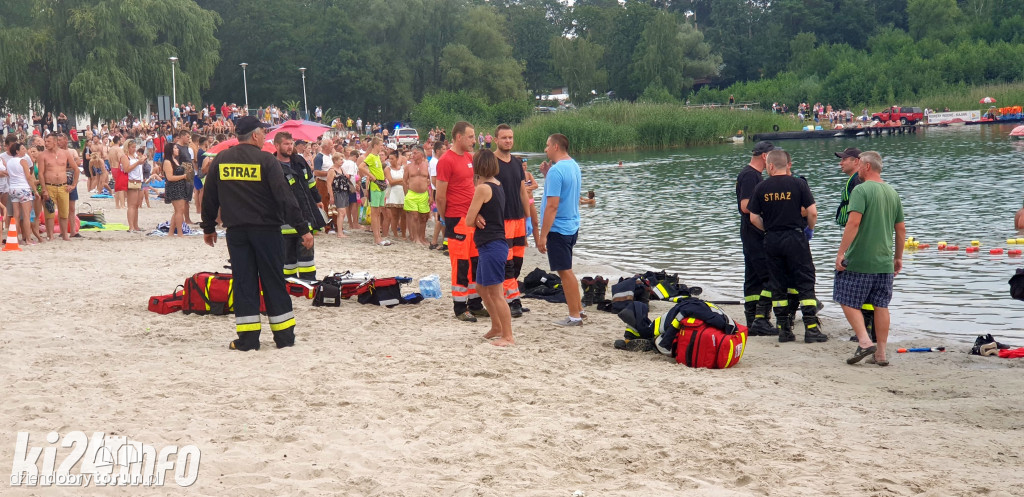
[492,124,538,318]
[435,121,487,321]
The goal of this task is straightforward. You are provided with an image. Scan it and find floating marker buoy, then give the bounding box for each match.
[1009,239,1017,244]
[971,240,980,246]
[1018,238,1024,244]
[938,241,947,247]
[949,245,959,251]
[1010,249,1023,256]
[919,244,930,249]
[965,247,977,253]
[990,248,1004,255]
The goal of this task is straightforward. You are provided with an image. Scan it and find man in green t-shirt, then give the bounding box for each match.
[356,136,389,245]
[833,151,905,367]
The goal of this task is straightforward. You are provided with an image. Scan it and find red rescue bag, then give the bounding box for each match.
[676,317,748,369]
[183,272,234,315]
[148,285,184,314]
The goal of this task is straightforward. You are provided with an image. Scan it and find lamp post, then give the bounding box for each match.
[299,67,309,121]
[239,62,249,111]
[169,57,178,108]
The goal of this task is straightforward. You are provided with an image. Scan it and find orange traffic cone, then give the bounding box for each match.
[3,217,22,252]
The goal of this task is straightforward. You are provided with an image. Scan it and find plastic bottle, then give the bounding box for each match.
[419,274,442,299]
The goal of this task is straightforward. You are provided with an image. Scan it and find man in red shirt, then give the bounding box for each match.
[436,121,487,321]
[221,102,232,121]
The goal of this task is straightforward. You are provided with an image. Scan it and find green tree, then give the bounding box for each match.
[549,36,607,105]
[907,0,962,42]
[440,5,527,103]
[1,0,219,119]
[629,12,720,99]
[496,0,565,95]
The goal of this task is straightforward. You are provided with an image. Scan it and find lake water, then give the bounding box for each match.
[538,124,1024,343]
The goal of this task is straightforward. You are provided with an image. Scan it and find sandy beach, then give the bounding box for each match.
[2,194,1023,496]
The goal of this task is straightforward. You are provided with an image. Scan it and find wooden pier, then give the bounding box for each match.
[752,125,918,141]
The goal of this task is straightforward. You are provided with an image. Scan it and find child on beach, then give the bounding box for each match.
[465,150,512,346]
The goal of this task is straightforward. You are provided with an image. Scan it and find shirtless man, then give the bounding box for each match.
[404,146,431,246]
[1016,200,1024,230]
[59,134,82,237]
[107,135,127,208]
[37,135,73,240]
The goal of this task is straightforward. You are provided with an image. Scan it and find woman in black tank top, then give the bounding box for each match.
[465,150,514,346]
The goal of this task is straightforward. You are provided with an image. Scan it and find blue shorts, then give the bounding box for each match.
[547,230,578,272]
[193,175,203,190]
[348,192,358,204]
[475,239,510,286]
[833,271,894,309]
[69,186,78,201]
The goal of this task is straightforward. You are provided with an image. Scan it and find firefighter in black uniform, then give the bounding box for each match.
[273,132,326,280]
[201,116,313,351]
[747,149,827,343]
[735,141,777,336]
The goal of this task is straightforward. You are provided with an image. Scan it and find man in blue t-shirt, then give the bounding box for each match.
[539,133,583,326]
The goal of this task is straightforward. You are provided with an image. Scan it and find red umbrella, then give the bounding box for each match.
[266,119,331,141]
[204,138,276,156]
[980,96,996,104]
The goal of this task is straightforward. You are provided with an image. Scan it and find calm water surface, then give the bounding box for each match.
[535,124,1024,342]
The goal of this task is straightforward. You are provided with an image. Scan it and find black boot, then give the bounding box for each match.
[273,330,295,348]
[510,299,523,318]
[777,314,795,343]
[593,276,608,303]
[802,313,828,343]
[750,298,777,336]
[862,308,876,342]
[230,331,261,351]
[581,277,596,306]
[743,301,757,329]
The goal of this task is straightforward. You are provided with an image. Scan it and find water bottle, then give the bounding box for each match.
[419,274,442,299]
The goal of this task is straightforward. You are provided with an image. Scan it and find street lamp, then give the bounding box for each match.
[239,62,249,111]
[169,57,178,109]
[299,67,309,121]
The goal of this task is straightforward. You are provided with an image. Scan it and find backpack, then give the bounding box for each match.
[182,272,234,315]
[312,282,341,307]
[674,318,748,369]
[355,278,403,307]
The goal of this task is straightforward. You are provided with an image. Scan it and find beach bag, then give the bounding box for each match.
[148,285,184,314]
[183,272,235,315]
[355,278,403,307]
[312,282,341,307]
[675,318,748,369]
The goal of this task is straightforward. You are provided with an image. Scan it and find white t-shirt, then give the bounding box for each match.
[341,159,357,179]
[6,155,31,190]
[127,154,145,181]
[315,153,333,180]
[428,156,438,178]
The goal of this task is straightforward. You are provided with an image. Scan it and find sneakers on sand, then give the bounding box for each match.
[552,316,583,327]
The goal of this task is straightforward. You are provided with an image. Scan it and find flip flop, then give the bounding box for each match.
[378,240,392,246]
[846,345,877,365]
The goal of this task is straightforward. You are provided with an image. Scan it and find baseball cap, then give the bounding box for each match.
[295,139,308,146]
[751,141,775,156]
[235,116,270,135]
[834,147,861,159]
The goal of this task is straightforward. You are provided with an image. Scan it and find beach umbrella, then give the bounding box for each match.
[204,137,276,156]
[980,97,996,104]
[266,119,331,141]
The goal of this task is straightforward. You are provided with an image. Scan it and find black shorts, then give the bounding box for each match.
[547,230,578,272]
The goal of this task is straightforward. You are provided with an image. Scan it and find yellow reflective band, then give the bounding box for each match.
[806,323,818,329]
[652,317,662,337]
[760,290,772,298]
[228,278,234,310]
[288,177,296,185]
[236,323,261,332]
[283,267,298,275]
[725,341,734,367]
[800,299,817,306]
[220,163,261,181]
[861,304,875,311]
[654,283,669,298]
[626,327,640,337]
[671,318,680,329]
[685,317,696,324]
[773,300,788,307]
[788,288,799,295]
[706,302,720,310]
[300,265,316,272]
[282,228,298,235]
[270,318,295,331]
[744,294,761,302]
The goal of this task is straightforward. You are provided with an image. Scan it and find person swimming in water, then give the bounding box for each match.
[580,190,596,206]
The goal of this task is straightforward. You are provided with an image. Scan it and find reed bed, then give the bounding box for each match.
[513,102,791,153]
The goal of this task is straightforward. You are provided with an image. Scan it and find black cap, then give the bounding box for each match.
[235,116,270,135]
[752,141,775,156]
[834,147,861,159]
[295,139,308,146]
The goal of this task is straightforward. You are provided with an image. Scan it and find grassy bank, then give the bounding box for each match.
[912,82,1024,112]
[512,102,791,154]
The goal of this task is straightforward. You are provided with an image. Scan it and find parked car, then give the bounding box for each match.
[871,106,924,125]
[394,127,419,145]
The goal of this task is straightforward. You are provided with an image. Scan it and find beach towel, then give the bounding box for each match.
[91,194,113,199]
[79,223,130,231]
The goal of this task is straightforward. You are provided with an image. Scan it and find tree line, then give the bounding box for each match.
[4,0,1024,122]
